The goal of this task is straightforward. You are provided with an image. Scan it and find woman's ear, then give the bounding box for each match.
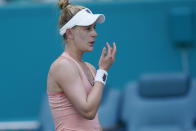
[66,28,74,39]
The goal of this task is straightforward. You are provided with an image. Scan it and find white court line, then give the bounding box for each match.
[0,121,40,130]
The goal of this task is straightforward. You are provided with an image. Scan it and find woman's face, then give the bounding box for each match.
[71,23,97,52]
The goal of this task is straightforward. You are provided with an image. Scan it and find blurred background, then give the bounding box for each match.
[0,0,196,130]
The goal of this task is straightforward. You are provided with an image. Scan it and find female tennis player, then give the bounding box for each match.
[47,0,116,130]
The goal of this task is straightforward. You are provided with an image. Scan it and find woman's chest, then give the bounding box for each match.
[79,63,94,87]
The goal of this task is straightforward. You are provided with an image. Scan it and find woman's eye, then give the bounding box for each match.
[85,27,91,30]
[86,26,96,31]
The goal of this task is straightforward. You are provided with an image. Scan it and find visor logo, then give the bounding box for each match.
[86,9,91,14]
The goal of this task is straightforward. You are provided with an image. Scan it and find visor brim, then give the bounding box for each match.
[76,14,105,26]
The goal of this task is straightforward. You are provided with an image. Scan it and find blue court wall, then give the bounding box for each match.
[0,0,196,121]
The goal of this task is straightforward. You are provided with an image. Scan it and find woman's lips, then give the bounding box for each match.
[89,41,95,46]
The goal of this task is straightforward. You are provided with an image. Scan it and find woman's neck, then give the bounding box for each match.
[65,43,84,63]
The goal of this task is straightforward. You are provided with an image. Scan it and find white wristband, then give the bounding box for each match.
[94,69,108,85]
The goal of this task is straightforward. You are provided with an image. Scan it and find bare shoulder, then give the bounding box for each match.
[85,62,96,74]
[49,56,79,80]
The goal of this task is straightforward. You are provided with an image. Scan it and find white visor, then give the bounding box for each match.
[59,8,105,36]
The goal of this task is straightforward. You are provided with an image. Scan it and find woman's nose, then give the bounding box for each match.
[92,29,98,37]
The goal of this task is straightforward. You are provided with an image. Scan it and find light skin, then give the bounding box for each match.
[47,23,117,129]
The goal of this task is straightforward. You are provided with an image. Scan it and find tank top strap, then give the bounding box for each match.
[61,52,95,78]
[84,62,95,78]
[60,52,95,89]
[61,52,86,79]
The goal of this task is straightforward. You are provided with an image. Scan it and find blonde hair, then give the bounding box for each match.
[58,0,85,39]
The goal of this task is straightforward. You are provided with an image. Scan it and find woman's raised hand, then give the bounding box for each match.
[99,42,117,71]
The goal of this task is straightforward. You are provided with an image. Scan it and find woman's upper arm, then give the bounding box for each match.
[51,59,89,114]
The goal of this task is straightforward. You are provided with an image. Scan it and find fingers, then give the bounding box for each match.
[99,42,116,71]
[106,42,111,57]
[104,42,117,60]
[112,42,117,57]
[100,47,106,60]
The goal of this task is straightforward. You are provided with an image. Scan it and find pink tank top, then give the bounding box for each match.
[47,52,101,131]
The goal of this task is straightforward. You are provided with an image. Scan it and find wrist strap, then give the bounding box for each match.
[94,69,108,85]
